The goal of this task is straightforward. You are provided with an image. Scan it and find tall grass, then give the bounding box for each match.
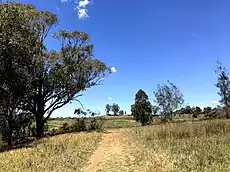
[124,119,230,172]
[0,132,102,172]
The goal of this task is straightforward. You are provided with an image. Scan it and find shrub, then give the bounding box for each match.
[192,113,198,118]
[71,118,87,132]
[48,128,59,136]
[59,122,70,132]
[70,117,105,132]
[88,117,105,131]
[44,123,49,132]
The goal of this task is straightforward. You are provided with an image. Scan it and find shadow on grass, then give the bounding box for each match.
[0,137,37,153]
[0,129,105,153]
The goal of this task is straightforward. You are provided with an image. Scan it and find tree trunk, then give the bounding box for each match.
[35,91,45,138]
[169,111,173,121]
[227,106,230,119]
[7,109,13,146]
[36,115,44,137]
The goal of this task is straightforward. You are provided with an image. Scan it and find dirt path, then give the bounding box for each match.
[82,129,135,172]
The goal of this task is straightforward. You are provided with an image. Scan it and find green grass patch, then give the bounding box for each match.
[47,116,138,130]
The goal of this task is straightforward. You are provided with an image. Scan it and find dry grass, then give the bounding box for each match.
[0,132,102,172]
[123,119,230,172]
[2,118,230,172]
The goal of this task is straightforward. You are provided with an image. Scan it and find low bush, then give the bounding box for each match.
[88,117,104,131]
[71,118,87,132]
[192,113,198,118]
[51,117,105,135]
[59,122,70,132]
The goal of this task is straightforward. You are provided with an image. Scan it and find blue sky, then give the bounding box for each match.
[8,0,230,116]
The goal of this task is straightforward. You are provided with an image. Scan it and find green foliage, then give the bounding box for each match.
[71,118,87,132]
[203,107,212,114]
[105,104,110,115]
[70,109,105,132]
[59,122,70,132]
[154,81,184,119]
[179,106,193,114]
[0,2,39,145]
[119,110,124,116]
[0,2,110,139]
[195,106,202,114]
[215,62,230,118]
[131,89,152,125]
[111,104,120,115]
[88,117,104,131]
[68,117,105,132]
[152,105,159,115]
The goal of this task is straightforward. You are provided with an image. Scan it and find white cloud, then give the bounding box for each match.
[75,0,91,19]
[108,97,113,100]
[111,67,117,73]
[77,8,89,19]
[79,0,90,8]
[60,0,91,19]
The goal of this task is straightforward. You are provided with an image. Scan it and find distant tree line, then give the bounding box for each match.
[131,62,230,125]
[105,104,125,116]
[0,2,110,147]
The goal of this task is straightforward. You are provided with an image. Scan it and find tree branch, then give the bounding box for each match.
[43,99,70,122]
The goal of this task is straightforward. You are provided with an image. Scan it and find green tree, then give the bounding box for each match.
[0,2,38,145]
[215,62,230,118]
[184,106,192,114]
[154,81,184,120]
[111,104,120,116]
[204,107,212,114]
[179,107,186,115]
[195,106,202,114]
[131,89,152,125]
[1,2,110,137]
[119,110,124,116]
[152,105,159,115]
[105,104,111,115]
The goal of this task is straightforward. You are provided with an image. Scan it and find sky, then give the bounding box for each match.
[5,0,230,117]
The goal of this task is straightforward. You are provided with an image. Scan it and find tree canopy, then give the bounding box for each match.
[215,62,230,118]
[154,81,184,120]
[131,89,152,125]
[111,104,120,116]
[0,2,110,142]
